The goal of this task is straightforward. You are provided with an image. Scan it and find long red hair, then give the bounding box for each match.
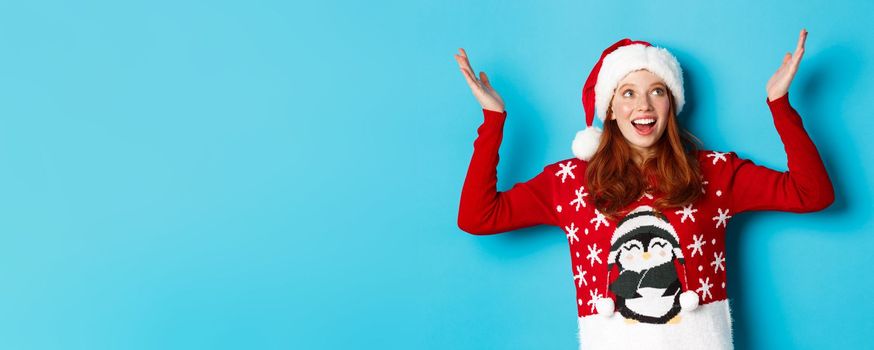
[585,90,704,221]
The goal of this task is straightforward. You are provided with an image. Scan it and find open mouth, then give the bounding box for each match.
[631,118,656,135]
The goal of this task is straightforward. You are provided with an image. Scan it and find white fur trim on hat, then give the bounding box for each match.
[593,44,685,123]
[571,126,602,161]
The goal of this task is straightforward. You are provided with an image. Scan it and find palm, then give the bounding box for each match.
[766,29,807,101]
[454,48,505,112]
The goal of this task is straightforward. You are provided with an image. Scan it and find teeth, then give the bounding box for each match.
[632,118,655,125]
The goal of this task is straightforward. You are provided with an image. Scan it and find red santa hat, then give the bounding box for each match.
[572,39,686,161]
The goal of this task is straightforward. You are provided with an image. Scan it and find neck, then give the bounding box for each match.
[630,147,655,167]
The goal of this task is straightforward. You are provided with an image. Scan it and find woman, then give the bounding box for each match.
[455,29,834,349]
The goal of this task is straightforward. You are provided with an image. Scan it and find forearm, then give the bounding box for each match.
[730,94,835,213]
[458,109,507,234]
[457,109,557,234]
[767,93,835,211]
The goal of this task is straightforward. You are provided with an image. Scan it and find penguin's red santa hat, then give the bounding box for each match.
[573,39,686,161]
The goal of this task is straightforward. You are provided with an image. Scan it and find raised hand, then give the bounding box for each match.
[454,48,505,113]
[766,29,807,102]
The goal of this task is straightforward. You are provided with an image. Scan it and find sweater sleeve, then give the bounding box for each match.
[726,93,835,214]
[457,109,559,235]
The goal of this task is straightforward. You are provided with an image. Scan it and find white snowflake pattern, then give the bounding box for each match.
[686,234,706,257]
[590,209,610,231]
[555,161,577,183]
[574,265,588,287]
[674,204,698,223]
[587,289,603,313]
[570,185,589,211]
[586,244,603,266]
[697,277,713,300]
[638,192,654,201]
[706,151,728,165]
[701,180,709,194]
[564,222,579,245]
[711,251,726,274]
[712,208,732,228]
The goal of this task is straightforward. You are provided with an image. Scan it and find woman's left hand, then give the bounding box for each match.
[766,28,807,101]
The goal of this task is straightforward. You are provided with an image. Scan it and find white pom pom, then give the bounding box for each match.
[595,298,614,317]
[680,291,699,312]
[571,126,602,161]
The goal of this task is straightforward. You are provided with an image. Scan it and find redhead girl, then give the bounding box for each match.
[455,29,833,349]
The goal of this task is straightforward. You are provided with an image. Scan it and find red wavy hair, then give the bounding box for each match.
[585,89,704,221]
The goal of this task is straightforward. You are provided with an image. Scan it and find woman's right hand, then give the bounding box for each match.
[454,48,505,113]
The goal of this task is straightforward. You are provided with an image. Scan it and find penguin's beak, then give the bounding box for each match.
[642,252,651,260]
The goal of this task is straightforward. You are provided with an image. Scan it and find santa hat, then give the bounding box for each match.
[572,39,686,161]
[594,206,700,317]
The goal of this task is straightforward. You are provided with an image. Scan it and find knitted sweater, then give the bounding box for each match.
[457,93,834,349]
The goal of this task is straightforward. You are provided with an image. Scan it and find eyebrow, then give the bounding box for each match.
[618,82,666,90]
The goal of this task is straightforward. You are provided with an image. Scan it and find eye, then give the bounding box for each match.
[651,87,665,96]
[623,242,643,252]
[649,241,668,249]
[622,89,634,98]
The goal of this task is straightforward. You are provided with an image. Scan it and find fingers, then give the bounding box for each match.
[455,48,486,92]
[454,53,477,81]
[795,28,807,53]
[457,48,475,76]
[774,52,790,74]
[480,71,492,89]
[792,29,806,64]
[461,63,483,94]
[789,29,807,71]
[454,54,472,75]
[459,65,481,92]
[453,50,468,70]
[454,49,478,79]
[457,63,479,90]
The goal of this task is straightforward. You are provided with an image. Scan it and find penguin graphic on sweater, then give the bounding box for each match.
[597,206,699,324]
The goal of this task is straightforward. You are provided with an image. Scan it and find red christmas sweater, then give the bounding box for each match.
[457,93,834,349]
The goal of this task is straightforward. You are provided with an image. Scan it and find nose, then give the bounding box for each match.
[642,252,651,260]
[635,94,654,111]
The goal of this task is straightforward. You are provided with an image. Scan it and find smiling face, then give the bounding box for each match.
[608,69,673,160]
[618,233,675,272]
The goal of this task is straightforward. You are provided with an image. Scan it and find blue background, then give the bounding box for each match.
[0,0,871,349]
